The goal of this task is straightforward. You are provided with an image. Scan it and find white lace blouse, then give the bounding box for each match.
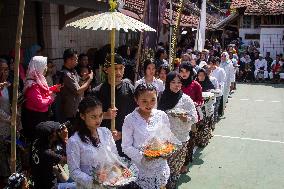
[165,94,198,142]
[121,108,170,189]
[66,127,118,189]
[135,77,165,94]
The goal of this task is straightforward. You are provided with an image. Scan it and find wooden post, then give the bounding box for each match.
[11,0,25,173]
[134,0,148,82]
[169,0,173,67]
[170,0,184,68]
[110,28,116,131]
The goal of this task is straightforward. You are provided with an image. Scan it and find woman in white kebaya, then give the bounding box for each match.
[158,71,198,189]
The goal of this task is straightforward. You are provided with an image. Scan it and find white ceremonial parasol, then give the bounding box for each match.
[66,0,156,131]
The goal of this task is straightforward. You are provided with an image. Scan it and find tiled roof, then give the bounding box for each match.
[121,0,220,28]
[122,0,144,16]
[230,0,251,9]
[163,9,199,28]
[230,0,284,15]
[163,9,220,29]
[245,0,284,15]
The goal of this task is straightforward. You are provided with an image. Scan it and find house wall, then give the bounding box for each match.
[0,0,38,55]
[239,15,284,58]
[239,28,261,44]
[259,28,284,58]
[42,3,117,70]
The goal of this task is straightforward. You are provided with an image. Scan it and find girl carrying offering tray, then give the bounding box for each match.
[67,97,137,189]
[122,83,181,189]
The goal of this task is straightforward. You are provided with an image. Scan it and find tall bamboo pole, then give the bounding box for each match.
[134,0,148,82]
[170,0,184,67]
[110,28,116,131]
[11,0,25,173]
[169,0,173,67]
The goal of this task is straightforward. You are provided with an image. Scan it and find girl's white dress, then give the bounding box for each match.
[122,108,171,189]
[166,94,198,143]
[66,127,118,189]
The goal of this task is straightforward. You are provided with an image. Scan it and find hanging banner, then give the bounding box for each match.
[194,0,206,51]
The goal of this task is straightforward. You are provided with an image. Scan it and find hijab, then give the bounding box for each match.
[158,71,183,111]
[221,52,230,64]
[24,56,48,92]
[196,68,215,92]
[179,62,194,87]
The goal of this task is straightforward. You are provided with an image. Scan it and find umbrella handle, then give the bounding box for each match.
[110,28,116,131]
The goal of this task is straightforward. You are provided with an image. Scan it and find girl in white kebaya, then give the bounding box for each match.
[122,84,171,189]
[66,96,119,189]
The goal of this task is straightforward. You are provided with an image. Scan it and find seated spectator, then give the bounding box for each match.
[31,121,68,189]
[239,54,253,82]
[254,54,268,81]
[270,55,283,83]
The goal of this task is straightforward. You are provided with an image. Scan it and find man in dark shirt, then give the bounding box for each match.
[58,49,93,122]
[90,54,136,157]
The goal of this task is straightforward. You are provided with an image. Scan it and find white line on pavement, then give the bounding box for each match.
[255,99,264,102]
[214,135,284,144]
[237,99,281,103]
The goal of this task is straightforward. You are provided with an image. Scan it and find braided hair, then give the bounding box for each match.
[134,83,157,100]
[76,96,102,147]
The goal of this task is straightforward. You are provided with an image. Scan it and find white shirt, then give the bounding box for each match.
[66,127,118,189]
[211,67,226,95]
[255,59,268,71]
[166,94,198,142]
[209,76,219,90]
[135,77,165,94]
[220,61,235,87]
[122,108,171,189]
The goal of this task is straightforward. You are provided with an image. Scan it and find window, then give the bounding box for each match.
[254,16,261,28]
[245,34,260,40]
[242,16,252,28]
[263,15,284,25]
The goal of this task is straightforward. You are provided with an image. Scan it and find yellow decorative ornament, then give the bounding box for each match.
[109,0,118,12]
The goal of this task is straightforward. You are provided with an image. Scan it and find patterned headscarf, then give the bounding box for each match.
[24,56,48,92]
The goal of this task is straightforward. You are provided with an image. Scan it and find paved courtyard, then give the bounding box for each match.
[178,83,284,189]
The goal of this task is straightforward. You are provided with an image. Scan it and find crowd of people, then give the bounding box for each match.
[0,41,283,189]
